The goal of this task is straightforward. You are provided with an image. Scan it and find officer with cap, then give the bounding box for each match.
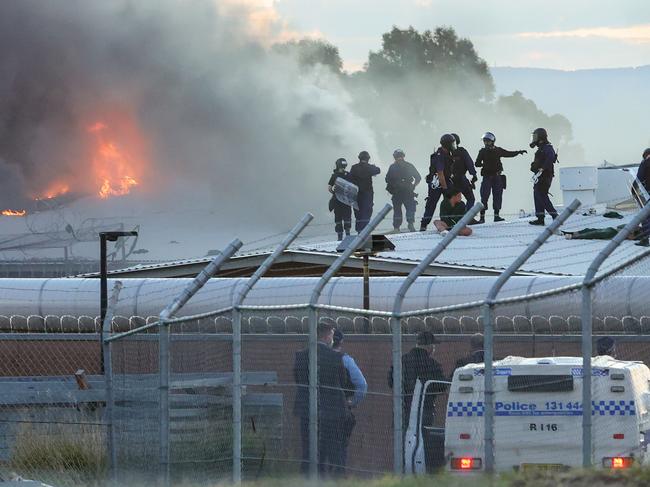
[596,336,616,358]
[349,151,381,232]
[474,132,527,224]
[385,148,421,232]
[328,158,352,241]
[634,148,650,246]
[450,133,478,210]
[528,127,559,226]
[420,134,456,232]
[387,330,447,472]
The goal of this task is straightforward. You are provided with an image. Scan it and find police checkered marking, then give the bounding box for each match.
[591,400,635,416]
[448,401,484,417]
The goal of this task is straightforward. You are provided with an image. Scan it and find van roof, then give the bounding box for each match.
[461,355,644,370]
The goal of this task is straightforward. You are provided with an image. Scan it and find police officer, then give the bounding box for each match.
[387,331,447,472]
[634,148,650,246]
[328,158,352,241]
[420,134,456,232]
[529,127,559,226]
[385,149,421,233]
[596,336,616,357]
[450,133,478,209]
[474,132,527,224]
[349,151,381,232]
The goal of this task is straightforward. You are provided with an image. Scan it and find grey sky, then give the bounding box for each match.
[274,0,650,70]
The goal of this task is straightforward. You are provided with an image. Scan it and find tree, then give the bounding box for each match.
[272,39,343,74]
[365,26,494,101]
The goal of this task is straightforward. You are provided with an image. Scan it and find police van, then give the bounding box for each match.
[405,356,650,473]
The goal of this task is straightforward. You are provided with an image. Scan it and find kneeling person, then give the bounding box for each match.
[434,188,472,236]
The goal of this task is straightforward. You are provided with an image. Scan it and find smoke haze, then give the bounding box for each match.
[0,0,616,251]
[0,0,375,230]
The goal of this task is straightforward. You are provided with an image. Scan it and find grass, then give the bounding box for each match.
[7,418,107,487]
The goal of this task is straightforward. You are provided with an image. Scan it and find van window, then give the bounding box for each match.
[507,375,574,393]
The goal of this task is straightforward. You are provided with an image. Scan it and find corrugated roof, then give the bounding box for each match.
[296,210,648,276]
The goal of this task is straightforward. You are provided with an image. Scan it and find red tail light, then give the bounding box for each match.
[603,457,633,469]
[451,457,482,470]
[459,433,471,440]
[613,434,625,440]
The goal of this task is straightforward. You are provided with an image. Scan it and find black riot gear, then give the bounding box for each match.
[440,134,457,152]
[530,128,548,148]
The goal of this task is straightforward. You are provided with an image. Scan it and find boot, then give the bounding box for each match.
[408,222,416,232]
[471,211,485,225]
[345,229,351,237]
[494,211,505,223]
[529,217,545,226]
[420,225,427,232]
[337,232,343,241]
[388,227,400,234]
[635,238,650,247]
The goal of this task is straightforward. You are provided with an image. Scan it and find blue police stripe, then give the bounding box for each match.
[447,400,635,417]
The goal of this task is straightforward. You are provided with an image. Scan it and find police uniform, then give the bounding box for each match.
[475,146,521,220]
[420,148,452,231]
[531,142,558,222]
[328,169,352,239]
[385,159,421,231]
[451,146,477,208]
[349,160,381,232]
[635,152,650,245]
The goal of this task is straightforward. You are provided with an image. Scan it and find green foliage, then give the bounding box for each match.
[272,39,343,74]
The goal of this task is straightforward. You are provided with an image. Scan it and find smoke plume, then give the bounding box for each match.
[0,0,375,228]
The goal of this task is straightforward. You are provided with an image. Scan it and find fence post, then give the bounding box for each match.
[307,203,392,477]
[581,202,650,467]
[391,202,483,474]
[102,281,123,485]
[483,199,580,473]
[231,214,313,483]
[159,238,243,486]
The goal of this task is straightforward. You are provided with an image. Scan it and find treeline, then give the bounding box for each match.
[273,26,584,164]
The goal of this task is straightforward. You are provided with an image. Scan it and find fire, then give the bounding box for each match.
[87,121,143,199]
[36,181,70,200]
[1,209,27,217]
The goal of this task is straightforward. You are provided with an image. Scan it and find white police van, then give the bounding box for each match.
[406,356,650,473]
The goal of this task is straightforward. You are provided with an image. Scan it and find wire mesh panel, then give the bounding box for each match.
[241,309,307,478]
[0,331,108,486]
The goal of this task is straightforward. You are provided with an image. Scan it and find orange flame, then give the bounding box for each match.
[1,209,27,217]
[87,121,142,199]
[36,181,70,200]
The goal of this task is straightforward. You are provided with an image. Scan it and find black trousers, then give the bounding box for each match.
[333,200,352,234]
[533,178,558,219]
[300,415,347,476]
[420,187,443,228]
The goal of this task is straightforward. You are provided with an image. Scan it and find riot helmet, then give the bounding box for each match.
[358,150,370,162]
[440,134,457,152]
[335,158,347,171]
[451,133,461,146]
[530,128,548,148]
[643,148,650,160]
[393,148,405,160]
[482,132,496,148]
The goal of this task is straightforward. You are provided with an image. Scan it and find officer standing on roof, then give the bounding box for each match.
[474,132,527,224]
[528,127,559,226]
[386,149,421,233]
[633,148,650,246]
[450,133,478,210]
[328,158,352,241]
[420,134,456,232]
[349,151,381,232]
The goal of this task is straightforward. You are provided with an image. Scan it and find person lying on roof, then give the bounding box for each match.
[563,224,642,241]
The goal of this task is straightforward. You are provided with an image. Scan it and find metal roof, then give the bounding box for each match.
[297,210,648,277]
[92,208,648,278]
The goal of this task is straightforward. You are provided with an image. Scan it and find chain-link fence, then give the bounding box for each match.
[3,201,650,485]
